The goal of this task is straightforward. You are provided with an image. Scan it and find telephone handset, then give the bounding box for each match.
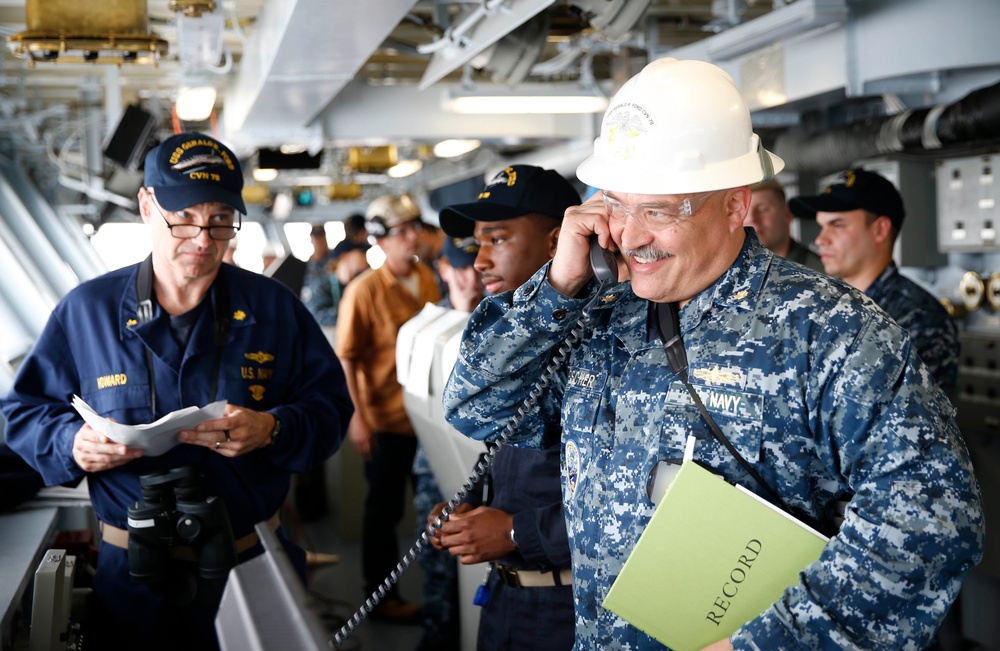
[589,234,619,286]
[332,238,617,647]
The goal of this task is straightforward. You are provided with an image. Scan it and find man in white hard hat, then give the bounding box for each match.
[442,59,983,651]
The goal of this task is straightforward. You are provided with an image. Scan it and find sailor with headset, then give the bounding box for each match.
[442,59,984,650]
[1,132,353,650]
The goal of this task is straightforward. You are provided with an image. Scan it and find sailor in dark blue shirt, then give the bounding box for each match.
[1,132,352,651]
[427,166,580,651]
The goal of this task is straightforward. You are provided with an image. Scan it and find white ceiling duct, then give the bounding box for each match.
[418,0,556,91]
[223,0,419,147]
[572,0,652,41]
[478,11,551,86]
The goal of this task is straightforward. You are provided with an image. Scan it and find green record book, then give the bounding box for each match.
[602,461,829,651]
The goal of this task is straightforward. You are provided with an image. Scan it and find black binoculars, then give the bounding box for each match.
[126,466,237,605]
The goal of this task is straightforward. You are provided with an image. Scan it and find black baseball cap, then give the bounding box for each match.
[442,236,480,268]
[789,168,905,229]
[439,165,580,238]
[144,132,246,214]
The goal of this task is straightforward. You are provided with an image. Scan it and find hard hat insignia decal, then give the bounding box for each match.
[605,105,651,162]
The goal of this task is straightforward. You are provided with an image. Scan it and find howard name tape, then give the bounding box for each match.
[602,461,829,651]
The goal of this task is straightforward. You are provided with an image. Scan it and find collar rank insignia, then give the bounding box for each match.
[233,310,247,321]
[126,318,138,327]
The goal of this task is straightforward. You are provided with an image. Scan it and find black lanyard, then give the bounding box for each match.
[652,301,794,514]
[134,255,230,416]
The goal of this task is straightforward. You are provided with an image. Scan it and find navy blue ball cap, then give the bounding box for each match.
[789,168,905,229]
[442,236,480,268]
[144,132,246,214]
[439,165,581,238]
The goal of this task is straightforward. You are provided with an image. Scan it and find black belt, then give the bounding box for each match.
[495,564,572,588]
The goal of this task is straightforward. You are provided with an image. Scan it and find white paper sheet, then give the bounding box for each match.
[71,395,227,457]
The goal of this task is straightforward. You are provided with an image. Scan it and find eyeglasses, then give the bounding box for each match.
[147,191,241,241]
[603,192,716,231]
[387,221,422,237]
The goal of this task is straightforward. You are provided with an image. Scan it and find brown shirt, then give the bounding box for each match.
[335,262,441,433]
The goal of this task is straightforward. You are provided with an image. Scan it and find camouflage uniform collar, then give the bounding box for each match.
[680,229,768,332]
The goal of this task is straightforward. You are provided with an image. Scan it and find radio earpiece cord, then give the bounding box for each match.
[330,276,610,648]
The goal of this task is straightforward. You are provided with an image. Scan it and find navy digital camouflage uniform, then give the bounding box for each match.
[864,262,958,395]
[443,229,984,650]
[412,445,460,651]
[301,251,338,326]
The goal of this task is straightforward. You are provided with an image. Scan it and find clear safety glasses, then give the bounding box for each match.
[604,191,717,231]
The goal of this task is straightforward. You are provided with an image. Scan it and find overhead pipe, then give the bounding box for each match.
[774,78,1000,174]
[417,0,514,55]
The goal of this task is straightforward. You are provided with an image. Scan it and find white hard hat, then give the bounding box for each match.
[577,58,784,195]
[364,193,422,237]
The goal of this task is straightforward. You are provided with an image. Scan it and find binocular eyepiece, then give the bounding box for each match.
[126,466,237,605]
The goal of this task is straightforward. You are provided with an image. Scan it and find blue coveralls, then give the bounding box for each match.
[443,231,984,650]
[2,262,353,650]
[469,444,575,651]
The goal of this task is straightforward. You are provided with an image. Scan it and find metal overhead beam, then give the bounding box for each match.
[223,0,419,149]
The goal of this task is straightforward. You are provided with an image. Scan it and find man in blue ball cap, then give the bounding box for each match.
[1,132,353,650]
[790,168,959,395]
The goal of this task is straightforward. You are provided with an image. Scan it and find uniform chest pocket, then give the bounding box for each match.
[563,368,607,434]
[80,383,152,425]
[225,357,290,408]
[683,382,766,471]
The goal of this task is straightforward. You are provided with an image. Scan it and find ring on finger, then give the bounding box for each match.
[215,440,222,449]
[224,429,231,442]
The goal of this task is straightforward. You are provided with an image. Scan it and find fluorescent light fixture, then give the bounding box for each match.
[292,175,334,186]
[433,139,481,158]
[175,84,217,121]
[388,160,423,178]
[253,168,278,182]
[442,84,608,115]
[353,173,389,185]
[705,0,848,61]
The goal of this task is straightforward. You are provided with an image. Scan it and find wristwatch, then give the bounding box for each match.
[269,415,282,446]
[509,527,518,550]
